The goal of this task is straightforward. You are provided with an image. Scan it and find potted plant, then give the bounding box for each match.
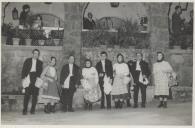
[12,28,20,45]
[31,29,45,46]
[119,19,139,48]
[1,24,9,45]
[51,30,64,46]
[19,29,32,46]
[25,29,32,46]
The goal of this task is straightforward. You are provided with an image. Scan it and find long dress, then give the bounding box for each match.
[153,61,173,96]
[111,63,130,100]
[40,66,60,104]
[82,67,101,103]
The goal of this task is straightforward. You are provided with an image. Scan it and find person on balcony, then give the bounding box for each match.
[19,4,33,28]
[171,5,185,46]
[83,12,96,30]
[32,15,43,30]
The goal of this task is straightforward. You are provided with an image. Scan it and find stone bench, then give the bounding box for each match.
[171,86,192,102]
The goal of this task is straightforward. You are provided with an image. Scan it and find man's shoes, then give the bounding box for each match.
[30,108,35,114]
[68,109,75,112]
[133,104,138,108]
[30,111,35,115]
[118,101,123,109]
[158,101,164,108]
[114,102,118,109]
[141,104,146,108]
[22,110,27,115]
[107,106,111,110]
[44,105,50,113]
[101,106,105,109]
[126,99,131,107]
[163,101,167,108]
[62,108,67,112]
[51,105,56,113]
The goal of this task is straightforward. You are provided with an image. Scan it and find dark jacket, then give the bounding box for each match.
[21,58,43,79]
[60,64,80,92]
[172,12,184,35]
[95,59,113,79]
[83,17,96,30]
[127,60,150,81]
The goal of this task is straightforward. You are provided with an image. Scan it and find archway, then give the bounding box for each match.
[81,2,150,48]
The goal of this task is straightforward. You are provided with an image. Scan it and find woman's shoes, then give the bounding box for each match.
[118,101,123,109]
[158,101,167,108]
[44,103,57,113]
[88,103,92,111]
[44,104,50,113]
[115,101,123,109]
[51,104,56,113]
[115,101,120,109]
[163,101,167,108]
[84,103,89,110]
[158,101,164,108]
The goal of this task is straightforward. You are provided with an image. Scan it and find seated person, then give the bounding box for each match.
[83,12,96,30]
[32,15,43,30]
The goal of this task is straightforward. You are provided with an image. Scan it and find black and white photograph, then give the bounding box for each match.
[1,0,194,126]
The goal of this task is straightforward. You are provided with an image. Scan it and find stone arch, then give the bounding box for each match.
[82,2,150,32]
[82,2,90,29]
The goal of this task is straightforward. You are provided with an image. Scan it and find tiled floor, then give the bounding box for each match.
[1,102,192,125]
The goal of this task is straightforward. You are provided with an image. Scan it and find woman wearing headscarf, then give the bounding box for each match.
[81,59,101,110]
[153,52,176,108]
[111,53,131,109]
[40,57,60,113]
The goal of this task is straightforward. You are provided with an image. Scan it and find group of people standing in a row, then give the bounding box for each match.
[21,49,176,115]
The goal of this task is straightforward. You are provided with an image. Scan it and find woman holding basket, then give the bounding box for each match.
[153,52,177,108]
[40,57,60,113]
[111,53,131,109]
[81,59,101,110]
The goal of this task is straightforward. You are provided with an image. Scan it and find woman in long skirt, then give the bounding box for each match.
[153,52,175,108]
[40,57,60,113]
[111,53,130,109]
[81,59,101,110]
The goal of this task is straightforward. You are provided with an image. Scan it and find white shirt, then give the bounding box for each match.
[30,58,37,72]
[69,64,73,76]
[136,61,141,71]
[63,64,73,89]
[101,60,106,72]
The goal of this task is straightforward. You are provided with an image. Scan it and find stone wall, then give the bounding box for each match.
[62,3,85,65]
[146,3,169,49]
[1,45,64,93]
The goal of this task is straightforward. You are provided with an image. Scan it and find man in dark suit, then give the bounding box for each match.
[21,49,43,115]
[60,55,80,112]
[127,53,150,108]
[96,51,113,109]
